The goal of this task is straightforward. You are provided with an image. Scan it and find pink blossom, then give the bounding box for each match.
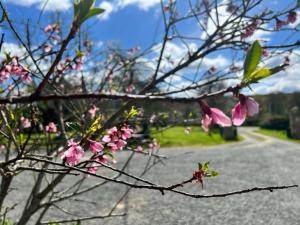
[61,140,84,166]
[20,72,32,83]
[44,24,60,33]
[275,18,286,30]
[102,127,118,143]
[287,11,297,24]
[73,57,83,71]
[50,35,61,45]
[115,139,127,150]
[20,117,31,128]
[43,44,52,53]
[45,122,57,133]
[87,105,98,119]
[231,94,259,126]
[0,66,11,83]
[107,143,118,152]
[89,140,104,154]
[87,165,98,174]
[134,145,143,152]
[98,155,109,164]
[120,126,133,140]
[199,101,232,132]
[241,20,261,39]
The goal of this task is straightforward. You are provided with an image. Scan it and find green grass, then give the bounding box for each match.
[150,126,240,147]
[255,129,300,144]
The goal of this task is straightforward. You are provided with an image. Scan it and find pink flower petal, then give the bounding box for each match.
[201,114,212,132]
[211,108,232,127]
[232,102,247,126]
[245,97,259,117]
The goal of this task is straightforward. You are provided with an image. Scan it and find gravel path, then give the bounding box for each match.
[4,127,300,225]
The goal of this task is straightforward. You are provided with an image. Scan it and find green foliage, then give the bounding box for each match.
[73,0,105,26]
[243,40,262,80]
[198,161,219,177]
[242,41,285,85]
[150,126,239,147]
[84,117,102,138]
[256,129,300,144]
[124,106,139,119]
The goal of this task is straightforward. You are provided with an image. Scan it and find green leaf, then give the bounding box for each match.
[125,106,139,119]
[202,161,210,172]
[210,171,219,177]
[243,40,262,80]
[82,8,105,22]
[198,163,202,170]
[66,122,81,132]
[85,117,102,137]
[242,65,286,84]
[73,0,102,25]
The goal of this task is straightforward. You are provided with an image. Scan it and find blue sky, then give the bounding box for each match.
[1,0,300,95]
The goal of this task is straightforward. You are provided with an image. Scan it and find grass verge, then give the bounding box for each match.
[255,129,300,144]
[150,126,240,147]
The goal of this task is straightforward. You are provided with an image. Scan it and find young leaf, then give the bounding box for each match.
[242,65,286,84]
[202,161,210,172]
[82,8,105,22]
[210,171,219,177]
[243,40,262,80]
[74,0,99,25]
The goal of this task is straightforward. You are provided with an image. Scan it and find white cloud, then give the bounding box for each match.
[4,0,72,11]
[97,0,160,20]
[116,0,160,10]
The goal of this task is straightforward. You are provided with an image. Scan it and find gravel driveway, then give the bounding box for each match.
[4,127,300,225]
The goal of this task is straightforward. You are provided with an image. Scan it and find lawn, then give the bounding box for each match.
[255,129,300,144]
[150,126,239,147]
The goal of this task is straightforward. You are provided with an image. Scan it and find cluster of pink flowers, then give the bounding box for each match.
[199,95,259,132]
[45,122,57,133]
[0,57,31,84]
[20,117,31,129]
[43,23,61,53]
[61,140,84,166]
[241,19,261,39]
[102,126,133,152]
[275,11,298,30]
[89,140,104,154]
[55,56,84,76]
